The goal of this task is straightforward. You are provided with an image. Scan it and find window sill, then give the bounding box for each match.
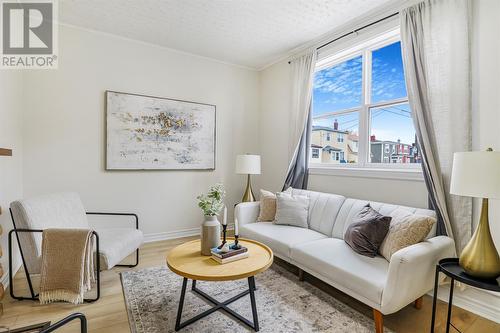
[308,166,424,182]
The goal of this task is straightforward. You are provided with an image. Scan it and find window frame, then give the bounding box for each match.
[309,27,422,177]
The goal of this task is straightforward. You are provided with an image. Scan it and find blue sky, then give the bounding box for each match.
[312,41,415,144]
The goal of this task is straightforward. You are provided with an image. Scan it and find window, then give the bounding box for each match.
[310,28,420,170]
[312,148,320,159]
[331,151,343,161]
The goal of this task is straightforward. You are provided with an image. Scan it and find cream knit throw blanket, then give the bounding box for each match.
[39,229,95,304]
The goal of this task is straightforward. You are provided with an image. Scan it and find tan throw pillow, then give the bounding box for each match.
[380,212,436,261]
[258,188,291,222]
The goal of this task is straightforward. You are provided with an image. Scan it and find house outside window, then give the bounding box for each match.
[309,25,421,174]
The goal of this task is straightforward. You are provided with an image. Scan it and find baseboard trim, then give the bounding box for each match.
[433,286,500,324]
[143,224,235,243]
[143,228,200,243]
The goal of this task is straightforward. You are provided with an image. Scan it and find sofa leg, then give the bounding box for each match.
[414,296,423,310]
[298,268,305,281]
[373,309,383,333]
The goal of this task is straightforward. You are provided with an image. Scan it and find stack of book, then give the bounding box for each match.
[211,244,248,264]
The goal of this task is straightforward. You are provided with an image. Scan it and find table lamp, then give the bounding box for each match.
[450,148,500,279]
[236,154,261,202]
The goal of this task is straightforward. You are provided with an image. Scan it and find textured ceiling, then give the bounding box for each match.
[60,0,394,69]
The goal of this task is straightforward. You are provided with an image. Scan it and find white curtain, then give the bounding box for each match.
[283,49,317,189]
[400,0,472,253]
[288,50,317,159]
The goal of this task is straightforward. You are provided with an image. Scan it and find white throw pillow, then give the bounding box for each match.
[274,192,309,228]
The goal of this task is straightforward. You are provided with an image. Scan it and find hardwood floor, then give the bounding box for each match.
[1,236,499,332]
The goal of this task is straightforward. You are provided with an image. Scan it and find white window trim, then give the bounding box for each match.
[310,26,422,179]
[308,165,424,182]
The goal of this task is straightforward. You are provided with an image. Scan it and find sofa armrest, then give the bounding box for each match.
[380,236,456,314]
[234,202,260,226]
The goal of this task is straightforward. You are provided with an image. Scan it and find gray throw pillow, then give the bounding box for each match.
[274,192,309,228]
[344,204,391,257]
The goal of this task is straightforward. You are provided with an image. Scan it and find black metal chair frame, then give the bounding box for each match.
[41,313,87,333]
[8,210,140,302]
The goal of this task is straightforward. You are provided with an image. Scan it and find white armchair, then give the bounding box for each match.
[8,192,143,302]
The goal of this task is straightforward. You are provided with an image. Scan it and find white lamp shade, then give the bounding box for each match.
[235,154,261,175]
[450,151,500,199]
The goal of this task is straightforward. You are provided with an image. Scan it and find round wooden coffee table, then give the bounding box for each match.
[167,238,273,332]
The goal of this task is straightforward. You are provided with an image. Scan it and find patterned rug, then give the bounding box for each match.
[120,264,392,333]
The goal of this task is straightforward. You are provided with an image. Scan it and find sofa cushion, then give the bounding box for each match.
[332,198,436,240]
[291,189,346,236]
[240,222,327,259]
[95,228,144,270]
[291,238,389,305]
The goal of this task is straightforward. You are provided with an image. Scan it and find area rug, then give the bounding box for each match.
[120,264,392,333]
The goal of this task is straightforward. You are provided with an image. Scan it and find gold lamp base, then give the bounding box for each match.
[459,198,500,279]
[241,174,255,202]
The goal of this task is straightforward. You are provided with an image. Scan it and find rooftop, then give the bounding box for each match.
[312,126,349,134]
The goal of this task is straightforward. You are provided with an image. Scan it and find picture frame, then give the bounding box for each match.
[106,91,216,170]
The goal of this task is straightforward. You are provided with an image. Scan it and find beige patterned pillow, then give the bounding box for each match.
[379,212,436,261]
[258,188,291,222]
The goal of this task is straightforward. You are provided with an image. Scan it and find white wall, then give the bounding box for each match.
[308,175,427,208]
[0,71,24,284]
[22,25,260,239]
[471,0,500,249]
[257,61,291,193]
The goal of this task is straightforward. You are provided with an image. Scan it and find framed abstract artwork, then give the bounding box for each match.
[106,91,216,170]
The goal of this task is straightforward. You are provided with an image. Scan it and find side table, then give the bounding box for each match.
[431,258,500,333]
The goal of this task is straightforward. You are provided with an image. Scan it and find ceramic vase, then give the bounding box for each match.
[201,215,220,256]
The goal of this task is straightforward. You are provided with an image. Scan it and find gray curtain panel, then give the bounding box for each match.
[283,110,312,190]
[400,0,472,253]
[283,50,317,190]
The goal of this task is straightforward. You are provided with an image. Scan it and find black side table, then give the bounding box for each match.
[431,258,500,333]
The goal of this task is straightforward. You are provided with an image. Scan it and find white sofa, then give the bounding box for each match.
[236,188,455,333]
